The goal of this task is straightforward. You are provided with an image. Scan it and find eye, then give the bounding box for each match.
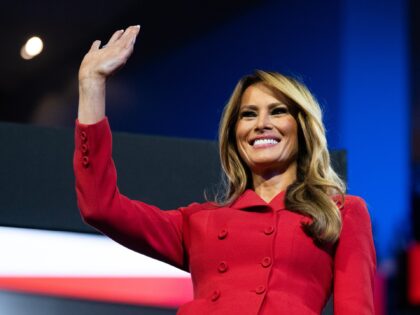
[271,107,288,115]
[239,110,256,118]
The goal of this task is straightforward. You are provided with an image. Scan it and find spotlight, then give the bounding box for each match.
[21,36,44,60]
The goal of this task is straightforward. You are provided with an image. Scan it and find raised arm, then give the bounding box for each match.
[74,26,188,271]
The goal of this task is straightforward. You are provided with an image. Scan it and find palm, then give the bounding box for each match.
[79,25,141,81]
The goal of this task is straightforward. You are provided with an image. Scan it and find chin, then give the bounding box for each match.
[248,159,295,174]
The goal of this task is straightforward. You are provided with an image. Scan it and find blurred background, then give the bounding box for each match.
[0,0,419,314]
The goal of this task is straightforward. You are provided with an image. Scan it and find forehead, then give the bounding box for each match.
[240,83,290,107]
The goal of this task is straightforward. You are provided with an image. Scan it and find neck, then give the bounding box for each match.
[252,161,297,203]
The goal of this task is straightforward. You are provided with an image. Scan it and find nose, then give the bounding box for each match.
[255,111,272,131]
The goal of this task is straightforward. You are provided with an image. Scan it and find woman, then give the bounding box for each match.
[74,25,376,314]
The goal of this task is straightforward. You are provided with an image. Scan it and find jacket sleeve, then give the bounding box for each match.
[333,196,377,314]
[73,116,187,271]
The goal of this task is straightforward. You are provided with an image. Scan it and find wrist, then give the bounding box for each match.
[78,76,106,97]
[79,74,106,87]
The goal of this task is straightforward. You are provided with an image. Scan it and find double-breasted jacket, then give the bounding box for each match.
[73,117,376,314]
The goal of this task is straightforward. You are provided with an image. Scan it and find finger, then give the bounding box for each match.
[106,29,124,46]
[89,40,101,52]
[131,28,140,45]
[126,26,141,48]
[120,25,141,47]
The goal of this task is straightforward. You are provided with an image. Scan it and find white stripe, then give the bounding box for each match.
[0,226,190,277]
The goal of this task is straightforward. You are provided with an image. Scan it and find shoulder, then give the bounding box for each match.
[332,194,372,223]
[178,200,221,216]
[344,194,367,209]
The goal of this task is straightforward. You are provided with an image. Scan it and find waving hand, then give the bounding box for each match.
[77,25,141,124]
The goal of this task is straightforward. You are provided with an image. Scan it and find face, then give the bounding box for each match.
[235,83,299,175]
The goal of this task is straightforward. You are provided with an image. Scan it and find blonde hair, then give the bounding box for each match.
[217,70,346,244]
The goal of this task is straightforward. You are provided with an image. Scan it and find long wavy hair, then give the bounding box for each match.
[217,70,346,244]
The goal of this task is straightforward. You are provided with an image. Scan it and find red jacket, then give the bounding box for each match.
[73,117,376,315]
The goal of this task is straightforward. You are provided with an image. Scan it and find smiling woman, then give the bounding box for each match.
[218,71,346,243]
[74,27,376,315]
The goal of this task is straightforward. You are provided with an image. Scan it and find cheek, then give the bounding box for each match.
[234,121,244,139]
[235,123,247,147]
[284,119,298,138]
[282,119,299,150]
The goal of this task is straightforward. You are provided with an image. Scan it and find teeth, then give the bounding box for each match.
[253,139,279,146]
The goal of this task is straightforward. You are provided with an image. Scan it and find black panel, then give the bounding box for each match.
[0,121,220,233]
[0,121,346,233]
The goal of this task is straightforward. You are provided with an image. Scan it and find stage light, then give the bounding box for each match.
[21,36,43,60]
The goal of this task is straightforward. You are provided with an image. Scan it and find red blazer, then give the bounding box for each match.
[73,117,376,315]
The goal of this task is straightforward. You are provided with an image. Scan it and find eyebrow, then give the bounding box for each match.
[239,102,287,110]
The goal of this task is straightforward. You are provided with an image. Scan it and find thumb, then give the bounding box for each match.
[89,40,101,52]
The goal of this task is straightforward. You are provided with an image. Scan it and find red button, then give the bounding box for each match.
[82,156,90,167]
[81,144,89,154]
[80,131,87,142]
[218,228,228,240]
[211,289,220,301]
[264,226,275,235]
[255,285,266,294]
[261,257,272,268]
[218,261,228,273]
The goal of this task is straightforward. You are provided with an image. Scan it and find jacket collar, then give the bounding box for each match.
[230,189,287,212]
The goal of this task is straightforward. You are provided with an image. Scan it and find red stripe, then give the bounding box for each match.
[0,277,193,308]
[408,243,420,304]
[374,271,386,315]
[0,272,389,309]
